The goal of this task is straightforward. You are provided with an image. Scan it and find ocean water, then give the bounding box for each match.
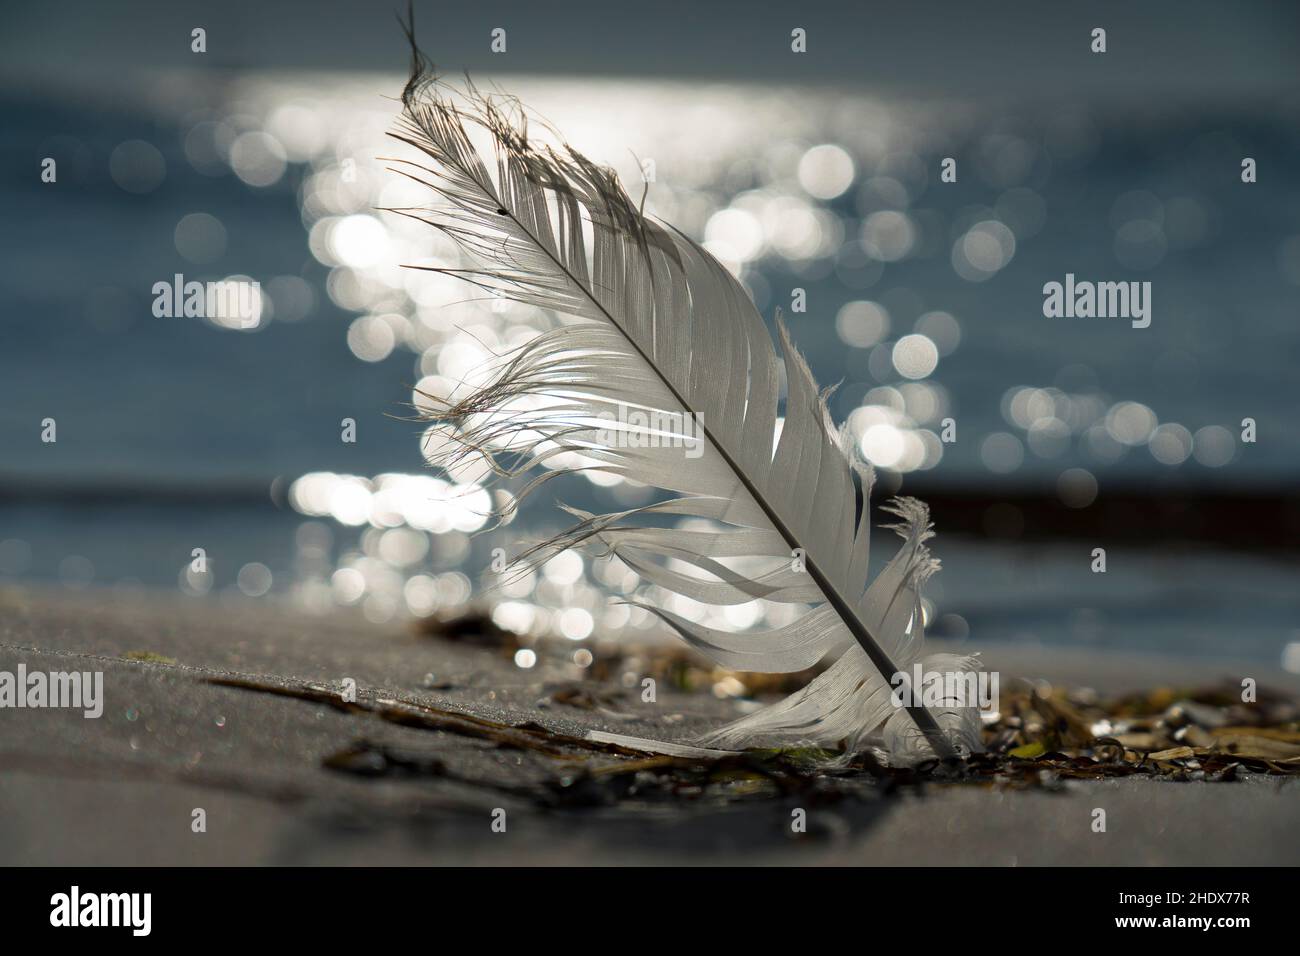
[2,72,1297,665]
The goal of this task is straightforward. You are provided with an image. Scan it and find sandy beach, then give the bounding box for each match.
[1,585,1296,866]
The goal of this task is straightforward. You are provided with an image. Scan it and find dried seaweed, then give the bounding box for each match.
[205,674,638,760]
[972,681,1300,783]
[121,650,178,664]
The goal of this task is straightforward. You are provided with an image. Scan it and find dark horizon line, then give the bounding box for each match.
[3,474,1297,553]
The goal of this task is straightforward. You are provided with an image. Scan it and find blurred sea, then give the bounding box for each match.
[2,72,1298,665]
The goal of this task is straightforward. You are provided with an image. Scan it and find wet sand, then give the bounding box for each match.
[1,585,1296,865]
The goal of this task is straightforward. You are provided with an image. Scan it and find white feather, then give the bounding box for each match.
[388,30,982,765]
